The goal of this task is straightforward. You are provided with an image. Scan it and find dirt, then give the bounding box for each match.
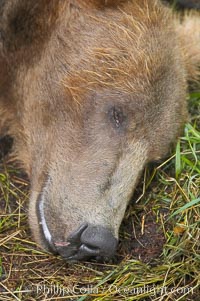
[117,199,167,263]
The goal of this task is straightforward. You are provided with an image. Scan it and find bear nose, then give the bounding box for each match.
[54,223,118,261]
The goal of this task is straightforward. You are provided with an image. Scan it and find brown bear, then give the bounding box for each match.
[0,0,199,261]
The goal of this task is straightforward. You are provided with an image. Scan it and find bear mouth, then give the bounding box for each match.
[35,180,99,261]
[35,174,118,261]
[36,195,116,262]
[36,185,118,262]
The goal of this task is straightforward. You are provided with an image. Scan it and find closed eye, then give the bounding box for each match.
[108,106,126,129]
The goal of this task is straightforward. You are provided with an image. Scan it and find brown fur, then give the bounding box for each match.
[0,0,199,255]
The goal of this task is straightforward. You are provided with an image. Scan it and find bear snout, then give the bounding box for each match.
[53,224,117,261]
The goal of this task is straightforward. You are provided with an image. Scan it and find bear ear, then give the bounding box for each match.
[175,12,200,83]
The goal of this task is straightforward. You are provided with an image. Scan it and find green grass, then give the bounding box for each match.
[0,92,199,301]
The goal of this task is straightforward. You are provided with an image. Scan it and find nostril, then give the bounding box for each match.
[80,244,100,256]
[67,223,88,244]
[80,225,118,257]
[82,243,99,252]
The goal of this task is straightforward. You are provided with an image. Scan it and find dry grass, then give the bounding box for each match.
[0,90,199,301]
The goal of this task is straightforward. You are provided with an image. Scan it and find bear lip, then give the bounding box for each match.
[36,178,57,254]
[38,192,52,245]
